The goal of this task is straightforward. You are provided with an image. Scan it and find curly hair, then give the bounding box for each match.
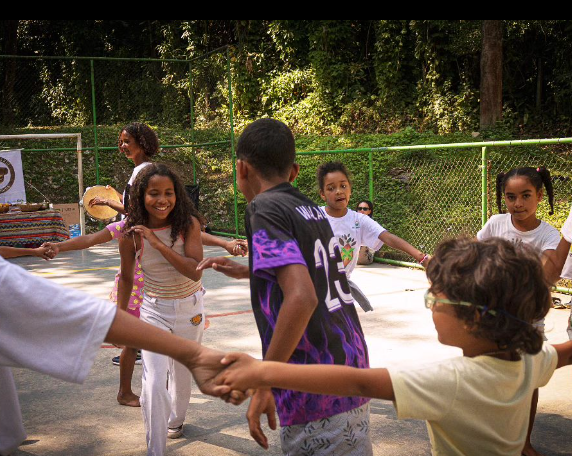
[118,122,160,158]
[316,161,352,191]
[426,237,551,355]
[496,166,554,215]
[124,163,204,246]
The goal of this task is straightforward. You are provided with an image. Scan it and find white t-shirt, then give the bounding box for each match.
[477,213,560,253]
[122,162,151,218]
[0,256,117,455]
[321,208,385,278]
[389,344,558,456]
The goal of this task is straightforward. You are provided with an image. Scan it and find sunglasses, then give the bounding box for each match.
[357,206,370,211]
[424,290,498,316]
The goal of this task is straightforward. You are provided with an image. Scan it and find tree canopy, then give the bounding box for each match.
[2,20,572,136]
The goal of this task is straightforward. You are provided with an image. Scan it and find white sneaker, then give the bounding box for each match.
[167,425,183,439]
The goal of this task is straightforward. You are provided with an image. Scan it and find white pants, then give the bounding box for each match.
[139,291,205,456]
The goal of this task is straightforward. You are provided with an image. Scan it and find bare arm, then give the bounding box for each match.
[0,246,53,260]
[379,231,425,263]
[542,239,571,286]
[43,228,113,255]
[552,341,572,369]
[217,353,395,401]
[105,309,231,398]
[88,195,125,215]
[264,264,318,362]
[197,256,250,279]
[117,237,136,311]
[201,232,248,256]
[245,263,319,448]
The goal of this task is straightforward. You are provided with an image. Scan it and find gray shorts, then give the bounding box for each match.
[280,403,372,456]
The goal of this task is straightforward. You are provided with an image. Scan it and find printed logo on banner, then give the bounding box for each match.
[0,157,15,194]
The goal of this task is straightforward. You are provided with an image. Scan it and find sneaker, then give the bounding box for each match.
[112,351,142,366]
[167,424,184,439]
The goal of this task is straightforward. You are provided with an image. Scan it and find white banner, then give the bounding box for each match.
[0,150,26,204]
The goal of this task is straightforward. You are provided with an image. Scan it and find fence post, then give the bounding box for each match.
[481,146,488,227]
[227,47,239,236]
[368,151,374,201]
[89,59,99,185]
[188,62,197,185]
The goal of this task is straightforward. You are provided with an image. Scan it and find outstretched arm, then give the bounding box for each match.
[553,341,572,369]
[379,231,426,264]
[43,228,113,256]
[197,256,250,279]
[0,246,54,260]
[217,353,395,401]
[105,308,231,398]
[201,232,248,256]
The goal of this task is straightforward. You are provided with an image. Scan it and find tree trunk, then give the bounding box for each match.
[480,20,503,130]
[1,20,19,126]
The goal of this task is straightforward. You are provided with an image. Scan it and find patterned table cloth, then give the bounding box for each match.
[0,209,70,247]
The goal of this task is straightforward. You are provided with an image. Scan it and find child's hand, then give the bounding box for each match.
[197,256,249,279]
[186,345,232,398]
[41,242,59,258]
[225,239,248,257]
[88,196,108,207]
[35,245,55,261]
[126,225,162,250]
[215,352,263,392]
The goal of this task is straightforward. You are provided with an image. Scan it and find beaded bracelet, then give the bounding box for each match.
[419,254,429,265]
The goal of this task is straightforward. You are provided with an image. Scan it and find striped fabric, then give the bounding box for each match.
[0,210,69,247]
[144,275,202,299]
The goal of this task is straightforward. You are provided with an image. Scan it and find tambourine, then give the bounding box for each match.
[80,185,121,222]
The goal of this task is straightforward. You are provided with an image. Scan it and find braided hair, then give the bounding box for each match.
[495,167,554,215]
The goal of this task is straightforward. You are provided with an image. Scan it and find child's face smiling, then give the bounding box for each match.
[320,171,351,216]
[504,176,542,227]
[119,130,146,163]
[144,175,176,227]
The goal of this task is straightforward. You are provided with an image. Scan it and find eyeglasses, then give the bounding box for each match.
[357,206,370,211]
[424,290,497,316]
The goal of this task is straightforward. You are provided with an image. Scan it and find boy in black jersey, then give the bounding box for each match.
[198,119,372,455]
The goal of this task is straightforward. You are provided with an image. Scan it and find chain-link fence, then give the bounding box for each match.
[290,141,572,266]
[0,50,236,232]
[1,54,571,289]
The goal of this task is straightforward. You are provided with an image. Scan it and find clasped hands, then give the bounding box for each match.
[196,348,275,449]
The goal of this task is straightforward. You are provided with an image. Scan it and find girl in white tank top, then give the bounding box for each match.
[117,163,207,456]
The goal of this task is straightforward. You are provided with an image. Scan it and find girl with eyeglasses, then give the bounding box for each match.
[316,161,428,312]
[214,237,572,456]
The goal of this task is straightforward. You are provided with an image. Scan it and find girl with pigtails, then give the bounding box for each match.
[477,166,564,456]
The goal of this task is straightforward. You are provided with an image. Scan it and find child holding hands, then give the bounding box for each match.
[216,237,572,456]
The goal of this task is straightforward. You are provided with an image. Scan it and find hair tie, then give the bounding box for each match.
[537,167,541,172]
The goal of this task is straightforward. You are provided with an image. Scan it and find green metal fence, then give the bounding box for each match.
[0,49,238,232]
[1,53,571,290]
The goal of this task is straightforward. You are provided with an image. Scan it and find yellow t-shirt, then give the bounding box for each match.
[388,344,558,456]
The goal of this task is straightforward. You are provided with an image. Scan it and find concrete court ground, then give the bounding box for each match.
[7,240,572,456]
